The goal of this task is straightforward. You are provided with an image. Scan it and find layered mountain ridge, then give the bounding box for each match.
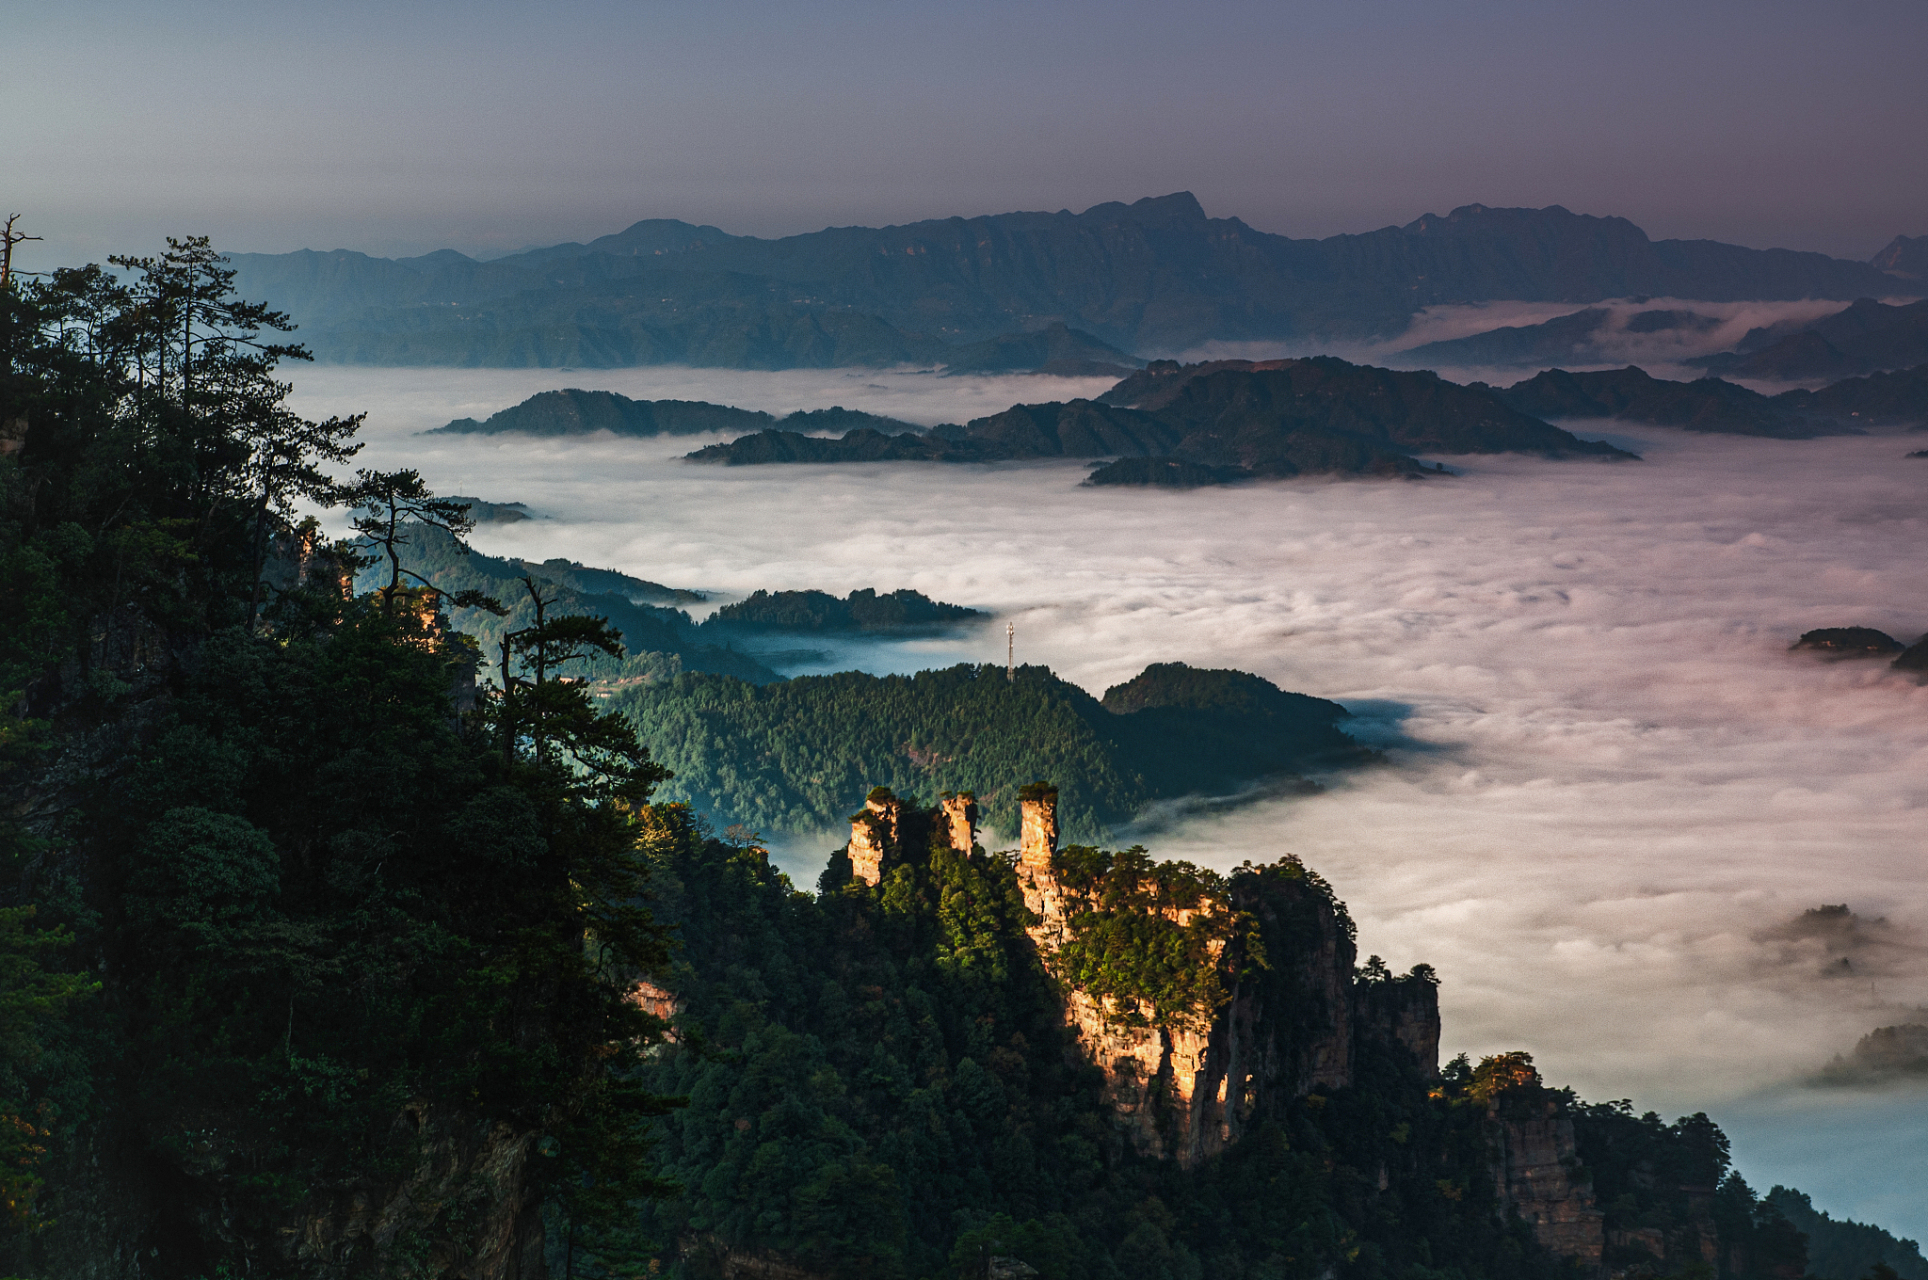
[225,195,1912,368]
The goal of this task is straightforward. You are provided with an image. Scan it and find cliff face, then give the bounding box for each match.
[1489,1095,1606,1266]
[285,1115,544,1279]
[1007,788,1438,1168]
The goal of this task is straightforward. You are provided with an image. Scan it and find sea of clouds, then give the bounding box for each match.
[289,363,1928,1238]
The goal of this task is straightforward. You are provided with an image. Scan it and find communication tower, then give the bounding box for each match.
[1006,622,1014,681]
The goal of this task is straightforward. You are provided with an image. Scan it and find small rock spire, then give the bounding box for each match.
[1018,782,1058,874]
[940,791,978,854]
[848,787,902,886]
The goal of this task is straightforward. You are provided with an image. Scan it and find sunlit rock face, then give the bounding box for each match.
[1013,787,1439,1169]
[845,787,974,886]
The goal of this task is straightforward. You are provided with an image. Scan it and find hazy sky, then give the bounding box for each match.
[9,0,1926,268]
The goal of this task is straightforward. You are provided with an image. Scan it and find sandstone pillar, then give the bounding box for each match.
[848,789,902,886]
[940,792,979,854]
[1018,784,1058,876]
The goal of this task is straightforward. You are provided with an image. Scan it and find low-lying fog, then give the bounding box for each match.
[290,364,1928,1238]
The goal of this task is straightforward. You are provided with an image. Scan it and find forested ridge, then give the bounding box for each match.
[603,662,1365,841]
[0,235,1906,1280]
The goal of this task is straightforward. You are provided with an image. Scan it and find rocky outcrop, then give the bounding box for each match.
[1357,970,1443,1081]
[1791,626,1903,656]
[1489,1096,1605,1266]
[846,787,977,886]
[287,1113,544,1279]
[1011,784,1438,1168]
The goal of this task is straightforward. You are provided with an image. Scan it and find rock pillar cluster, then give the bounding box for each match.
[846,787,977,887]
[844,778,1442,1177]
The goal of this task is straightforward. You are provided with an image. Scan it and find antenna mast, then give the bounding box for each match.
[1006,622,1014,682]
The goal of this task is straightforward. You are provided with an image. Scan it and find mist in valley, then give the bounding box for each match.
[291,364,1928,1237]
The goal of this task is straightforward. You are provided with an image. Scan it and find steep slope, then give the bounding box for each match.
[604,661,1363,839]
[1873,234,1928,282]
[1700,299,1928,379]
[941,321,1143,375]
[1772,364,1928,426]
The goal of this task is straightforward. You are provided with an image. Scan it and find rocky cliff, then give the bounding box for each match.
[837,782,1776,1280]
[1011,787,1435,1167]
[841,781,1447,1169]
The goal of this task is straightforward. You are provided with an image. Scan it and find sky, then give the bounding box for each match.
[285,363,1928,1236]
[8,0,1927,268]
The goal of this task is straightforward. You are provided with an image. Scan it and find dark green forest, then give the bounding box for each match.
[603,663,1366,841]
[0,238,678,1274]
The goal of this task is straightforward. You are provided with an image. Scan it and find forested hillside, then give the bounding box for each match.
[605,662,1368,840]
[0,238,680,1274]
[624,804,1821,1280]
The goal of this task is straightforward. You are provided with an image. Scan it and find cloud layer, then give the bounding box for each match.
[291,366,1928,1233]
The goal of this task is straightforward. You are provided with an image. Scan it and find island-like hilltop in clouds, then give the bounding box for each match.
[439,347,1928,486]
[225,194,1916,368]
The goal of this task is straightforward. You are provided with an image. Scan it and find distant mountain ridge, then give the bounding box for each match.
[224,195,1909,369]
[687,356,1633,482]
[430,388,921,437]
[1696,298,1928,380]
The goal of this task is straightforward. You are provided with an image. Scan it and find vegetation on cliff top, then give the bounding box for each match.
[631,811,1817,1280]
[1048,846,1254,1033]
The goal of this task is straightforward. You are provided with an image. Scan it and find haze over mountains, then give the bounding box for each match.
[225,195,1919,370]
